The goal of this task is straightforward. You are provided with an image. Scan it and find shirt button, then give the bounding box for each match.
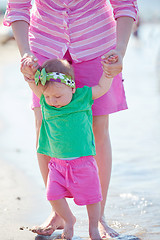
[63,11,68,17]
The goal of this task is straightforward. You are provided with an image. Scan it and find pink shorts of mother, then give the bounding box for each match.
[32,51,128,116]
[47,156,102,206]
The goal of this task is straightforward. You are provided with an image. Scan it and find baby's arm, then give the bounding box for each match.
[92,54,118,99]
[28,82,44,99]
[92,72,113,100]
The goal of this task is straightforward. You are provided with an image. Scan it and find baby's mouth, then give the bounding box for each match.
[54,105,61,108]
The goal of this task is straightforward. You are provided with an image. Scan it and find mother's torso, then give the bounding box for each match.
[30,0,116,61]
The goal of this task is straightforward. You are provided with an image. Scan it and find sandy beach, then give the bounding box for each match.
[0,158,37,240]
[0,21,160,240]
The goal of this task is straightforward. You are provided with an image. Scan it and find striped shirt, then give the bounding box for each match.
[3,0,138,62]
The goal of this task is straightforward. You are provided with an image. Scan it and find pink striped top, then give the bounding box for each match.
[3,0,138,62]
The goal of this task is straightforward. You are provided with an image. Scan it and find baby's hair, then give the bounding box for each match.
[41,58,74,80]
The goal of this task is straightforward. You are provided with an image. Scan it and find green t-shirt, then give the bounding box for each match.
[37,86,96,158]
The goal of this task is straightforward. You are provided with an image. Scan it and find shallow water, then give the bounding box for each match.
[0,23,160,239]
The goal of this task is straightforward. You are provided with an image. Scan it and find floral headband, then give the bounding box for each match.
[35,68,75,88]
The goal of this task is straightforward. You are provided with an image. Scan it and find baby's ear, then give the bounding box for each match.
[72,88,76,94]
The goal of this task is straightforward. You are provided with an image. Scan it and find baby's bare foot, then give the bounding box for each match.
[62,216,76,239]
[89,226,101,240]
[99,216,119,238]
[31,212,65,236]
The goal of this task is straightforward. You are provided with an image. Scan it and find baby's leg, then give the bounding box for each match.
[86,202,101,240]
[50,198,76,239]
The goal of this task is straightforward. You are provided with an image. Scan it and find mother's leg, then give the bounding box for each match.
[31,107,65,236]
[93,114,119,238]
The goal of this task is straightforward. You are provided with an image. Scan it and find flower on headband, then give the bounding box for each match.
[51,72,65,80]
[63,78,75,88]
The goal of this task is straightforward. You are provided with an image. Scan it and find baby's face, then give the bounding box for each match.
[43,82,75,108]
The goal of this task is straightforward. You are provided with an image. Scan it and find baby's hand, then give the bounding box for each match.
[101,54,118,77]
[101,50,123,78]
[101,55,118,78]
[20,53,39,82]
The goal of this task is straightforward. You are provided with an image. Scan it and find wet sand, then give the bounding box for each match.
[0,158,37,240]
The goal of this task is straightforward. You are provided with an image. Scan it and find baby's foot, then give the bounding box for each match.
[31,212,65,236]
[62,216,76,240]
[99,217,119,239]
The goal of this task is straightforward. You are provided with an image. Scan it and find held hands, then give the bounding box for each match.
[101,49,123,78]
[93,50,122,99]
[20,53,39,82]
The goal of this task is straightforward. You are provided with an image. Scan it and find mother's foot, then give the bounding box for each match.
[31,212,65,236]
[99,217,119,238]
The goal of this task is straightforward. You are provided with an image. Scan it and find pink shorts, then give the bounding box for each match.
[32,51,128,115]
[46,156,102,206]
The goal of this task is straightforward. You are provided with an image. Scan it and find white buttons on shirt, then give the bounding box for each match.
[63,11,68,17]
[63,2,69,44]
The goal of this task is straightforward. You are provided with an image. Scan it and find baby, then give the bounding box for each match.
[29,58,114,240]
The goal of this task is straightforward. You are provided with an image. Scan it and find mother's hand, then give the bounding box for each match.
[101,49,123,78]
[20,52,39,82]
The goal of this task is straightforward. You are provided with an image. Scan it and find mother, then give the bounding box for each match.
[4,0,138,238]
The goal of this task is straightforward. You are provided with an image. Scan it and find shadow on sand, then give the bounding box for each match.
[116,235,141,240]
[35,233,63,240]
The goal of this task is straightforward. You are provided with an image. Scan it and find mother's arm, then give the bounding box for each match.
[102,16,134,78]
[3,0,39,81]
[11,21,31,57]
[12,21,39,81]
[102,0,138,77]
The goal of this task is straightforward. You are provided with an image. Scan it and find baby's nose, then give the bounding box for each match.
[51,97,57,105]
